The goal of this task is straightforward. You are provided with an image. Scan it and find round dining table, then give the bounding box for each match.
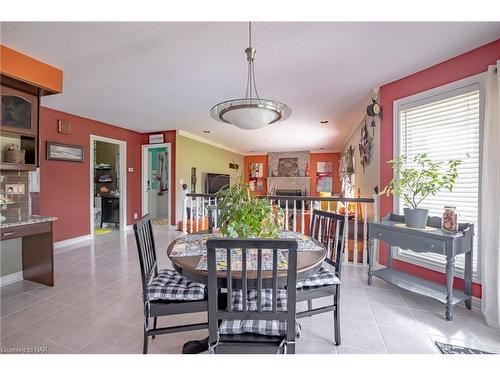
[166,230,327,353]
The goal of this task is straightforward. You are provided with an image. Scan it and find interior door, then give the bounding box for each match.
[145,147,169,223]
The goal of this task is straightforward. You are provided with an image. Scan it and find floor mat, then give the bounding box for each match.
[152,218,169,225]
[435,341,493,354]
[94,228,112,235]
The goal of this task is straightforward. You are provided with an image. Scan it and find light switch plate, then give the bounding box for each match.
[128,167,134,172]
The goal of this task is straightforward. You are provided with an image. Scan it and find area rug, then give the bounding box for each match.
[435,342,493,354]
[94,228,112,235]
[152,218,169,225]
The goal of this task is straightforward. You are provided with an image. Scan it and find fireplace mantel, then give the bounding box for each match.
[267,176,311,195]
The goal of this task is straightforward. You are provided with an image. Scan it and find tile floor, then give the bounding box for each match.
[1,228,499,354]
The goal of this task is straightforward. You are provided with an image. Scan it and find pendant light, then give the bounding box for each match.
[210,22,291,130]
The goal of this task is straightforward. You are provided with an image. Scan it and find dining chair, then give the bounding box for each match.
[133,214,208,354]
[296,209,346,345]
[206,238,299,354]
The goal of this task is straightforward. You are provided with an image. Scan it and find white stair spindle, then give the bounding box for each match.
[344,205,349,263]
[285,200,289,230]
[301,201,305,234]
[189,197,193,233]
[293,200,297,232]
[214,197,218,230]
[373,193,380,265]
[318,216,322,242]
[354,203,358,265]
[363,202,368,265]
[196,198,199,232]
[182,191,188,234]
[201,197,205,230]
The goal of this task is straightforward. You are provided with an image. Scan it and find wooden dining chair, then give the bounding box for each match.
[206,238,299,354]
[296,209,346,345]
[133,214,208,354]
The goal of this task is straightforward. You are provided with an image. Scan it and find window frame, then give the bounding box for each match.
[392,73,486,283]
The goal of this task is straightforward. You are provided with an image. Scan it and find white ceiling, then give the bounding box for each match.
[1,22,499,153]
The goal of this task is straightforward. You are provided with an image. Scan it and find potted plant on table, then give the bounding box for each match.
[381,153,461,229]
[216,178,283,238]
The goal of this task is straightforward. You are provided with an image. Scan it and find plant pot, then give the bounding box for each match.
[403,208,429,229]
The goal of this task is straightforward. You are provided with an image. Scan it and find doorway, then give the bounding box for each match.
[89,135,127,235]
[142,143,171,226]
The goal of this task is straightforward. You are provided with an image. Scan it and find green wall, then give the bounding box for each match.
[175,134,244,222]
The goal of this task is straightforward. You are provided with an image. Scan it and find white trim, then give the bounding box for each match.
[0,271,23,287]
[90,135,127,235]
[123,224,133,232]
[141,143,172,223]
[54,234,93,249]
[392,73,485,284]
[178,130,245,155]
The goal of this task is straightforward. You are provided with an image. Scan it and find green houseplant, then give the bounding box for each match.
[216,177,283,238]
[381,153,461,229]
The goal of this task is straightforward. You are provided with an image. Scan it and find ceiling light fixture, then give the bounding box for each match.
[203,130,211,133]
[320,120,329,124]
[210,22,291,130]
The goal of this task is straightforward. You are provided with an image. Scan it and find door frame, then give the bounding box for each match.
[141,143,172,224]
[89,135,127,235]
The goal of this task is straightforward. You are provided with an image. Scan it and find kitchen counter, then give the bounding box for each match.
[1,215,57,229]
[1,215,57,286]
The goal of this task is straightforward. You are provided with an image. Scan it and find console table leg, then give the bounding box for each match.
[464,249,473,310]
[368,238,375,285]
[445,256,455,321]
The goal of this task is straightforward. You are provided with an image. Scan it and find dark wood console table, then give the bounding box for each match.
[1,215,57,286]
[368,213,474,321]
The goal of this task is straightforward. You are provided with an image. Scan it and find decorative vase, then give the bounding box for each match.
[404,207,429,229]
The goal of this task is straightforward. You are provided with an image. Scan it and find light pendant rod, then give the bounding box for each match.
[244,22,260,103]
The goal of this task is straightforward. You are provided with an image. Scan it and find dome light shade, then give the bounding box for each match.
[210,22,291,130]
[210,98,291,130]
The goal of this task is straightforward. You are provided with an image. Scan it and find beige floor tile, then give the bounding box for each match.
[0,299,67,338]
[1,293,44,318]
[23,306,90,339]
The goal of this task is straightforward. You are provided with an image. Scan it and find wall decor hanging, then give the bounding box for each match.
[148,133,164,144]
[46,142,85,162]
[278,157,298,177]
[339,146,355,197]
[358,119,374,172]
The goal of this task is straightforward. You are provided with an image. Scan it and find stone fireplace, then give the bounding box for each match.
[267,151,310,195]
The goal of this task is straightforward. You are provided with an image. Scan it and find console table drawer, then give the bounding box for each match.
[372,228,444,254]
[1,222,52,241]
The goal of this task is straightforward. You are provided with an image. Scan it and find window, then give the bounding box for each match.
[394,76,483,281]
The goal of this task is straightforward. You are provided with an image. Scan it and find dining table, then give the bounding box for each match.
[167,230,327,353]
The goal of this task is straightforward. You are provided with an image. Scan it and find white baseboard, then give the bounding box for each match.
[123,224,133,232]
[54,234,93,249]
[0,271,23,287]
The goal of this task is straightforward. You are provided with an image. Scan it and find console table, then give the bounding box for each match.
[368,213,474,321]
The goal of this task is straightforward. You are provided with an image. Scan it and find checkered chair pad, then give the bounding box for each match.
[219,289,300,337]
[147,269,206,301]
[296,267,340,289]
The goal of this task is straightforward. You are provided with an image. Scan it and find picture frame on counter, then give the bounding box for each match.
[148,133,165,144]
[46,141,85,162]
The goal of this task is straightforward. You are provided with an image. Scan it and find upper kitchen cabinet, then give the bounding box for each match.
[1,85,38,136]
[0,45,63,171]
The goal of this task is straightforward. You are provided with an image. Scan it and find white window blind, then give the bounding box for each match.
[397,87,480,277]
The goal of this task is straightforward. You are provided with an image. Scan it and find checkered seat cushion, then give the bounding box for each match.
[147,269,206,301]
[296,267,340,289]
[219,289,300,337]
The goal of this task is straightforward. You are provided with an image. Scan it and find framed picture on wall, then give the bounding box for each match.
[148,133,164,144]
[46,142,85,162]
[316,161,333,192]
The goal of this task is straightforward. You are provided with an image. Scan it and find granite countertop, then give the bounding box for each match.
[1,215,58,229]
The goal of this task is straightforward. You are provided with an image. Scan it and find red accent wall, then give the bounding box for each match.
[379,39,500,298]
[310,153,341,195]
[243,155,269,194]
[141,131,177,222]
[39,107,143,242]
